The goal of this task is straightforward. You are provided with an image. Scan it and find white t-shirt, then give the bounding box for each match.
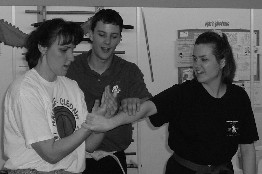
[4,69,88,173]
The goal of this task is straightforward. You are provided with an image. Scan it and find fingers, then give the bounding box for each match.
[136,100,141,112]
[101,86,108,105]
[127,99,138,116]
[85,113,113,132]
[121,100,128,113]
[121,98,141,116]
[104,99,118,118]
[92,99,100,112]
[102,85,118,118]
[92,99,107,116]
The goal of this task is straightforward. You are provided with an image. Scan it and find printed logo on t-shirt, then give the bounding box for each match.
[112,84,121,97]
[51,97,80,140]
[226,120,239,136]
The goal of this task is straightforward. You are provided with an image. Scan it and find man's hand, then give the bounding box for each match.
[120,98,141,116]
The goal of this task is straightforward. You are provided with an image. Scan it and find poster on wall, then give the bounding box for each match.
[175,39,195,67]
[176,29,260,84]
[178,67,194,84]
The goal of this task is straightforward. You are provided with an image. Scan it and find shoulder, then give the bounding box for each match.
[113,55,139,69]
[168,79,201,102]
[158,80,198,98]
[7,74,25,96]
[6,70,40,99]
[228,83,248,97]
[16,69,39,90]
[111,56,143,78]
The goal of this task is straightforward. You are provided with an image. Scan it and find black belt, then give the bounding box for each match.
[3,169,78,174]
[172,152,233,174]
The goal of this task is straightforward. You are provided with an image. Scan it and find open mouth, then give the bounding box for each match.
[194,69,204,75]
[101,47,111,53]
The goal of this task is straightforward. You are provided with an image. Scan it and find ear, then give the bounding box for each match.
[118,35,122,44]
[220,58,226,69]
[38,44,47,55]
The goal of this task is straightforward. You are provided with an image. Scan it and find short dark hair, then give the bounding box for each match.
[25,18,84,69]
[194,31,236,84]
[90,9,123,33]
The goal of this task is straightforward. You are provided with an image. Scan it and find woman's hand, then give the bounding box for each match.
[120,98,141,116]
[103,85,118,118]
[91,85,118,118]
[84,113,115,132]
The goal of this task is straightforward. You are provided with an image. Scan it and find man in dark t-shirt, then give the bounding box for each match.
[66,9,151,174]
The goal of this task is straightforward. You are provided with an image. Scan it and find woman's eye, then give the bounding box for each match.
[60,48,68,52]
[111,35,118,39]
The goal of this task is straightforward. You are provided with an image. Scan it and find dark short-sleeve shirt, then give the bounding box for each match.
[149,79,259,165]
[66,50,152,152]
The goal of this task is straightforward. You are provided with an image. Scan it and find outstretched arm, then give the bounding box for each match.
[84,100,157,132]
[119,97,150,116]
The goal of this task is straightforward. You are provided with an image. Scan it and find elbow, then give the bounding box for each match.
[31,140,65,164]
[37,152,63,164]
[86,147,96,153]
[86,149,95,153]
[42,155,62,164]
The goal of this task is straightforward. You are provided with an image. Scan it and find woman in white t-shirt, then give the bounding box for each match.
[3,18,112,174]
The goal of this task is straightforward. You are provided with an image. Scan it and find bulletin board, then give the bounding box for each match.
[176,29,260,84]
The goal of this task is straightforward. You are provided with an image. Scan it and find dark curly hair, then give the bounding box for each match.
[90,9,123,34]
[25,18,84,69]
[194,31,236,84]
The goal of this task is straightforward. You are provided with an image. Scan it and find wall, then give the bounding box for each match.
[0,6,262,174]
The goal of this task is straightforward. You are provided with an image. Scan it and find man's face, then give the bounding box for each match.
[90,21,122,61]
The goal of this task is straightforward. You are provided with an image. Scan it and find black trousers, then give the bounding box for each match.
[83,151,127,174]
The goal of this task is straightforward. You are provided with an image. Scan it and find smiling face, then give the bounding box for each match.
[89,21,121,62]
[38,37,76,81]
[193,43,225,86]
